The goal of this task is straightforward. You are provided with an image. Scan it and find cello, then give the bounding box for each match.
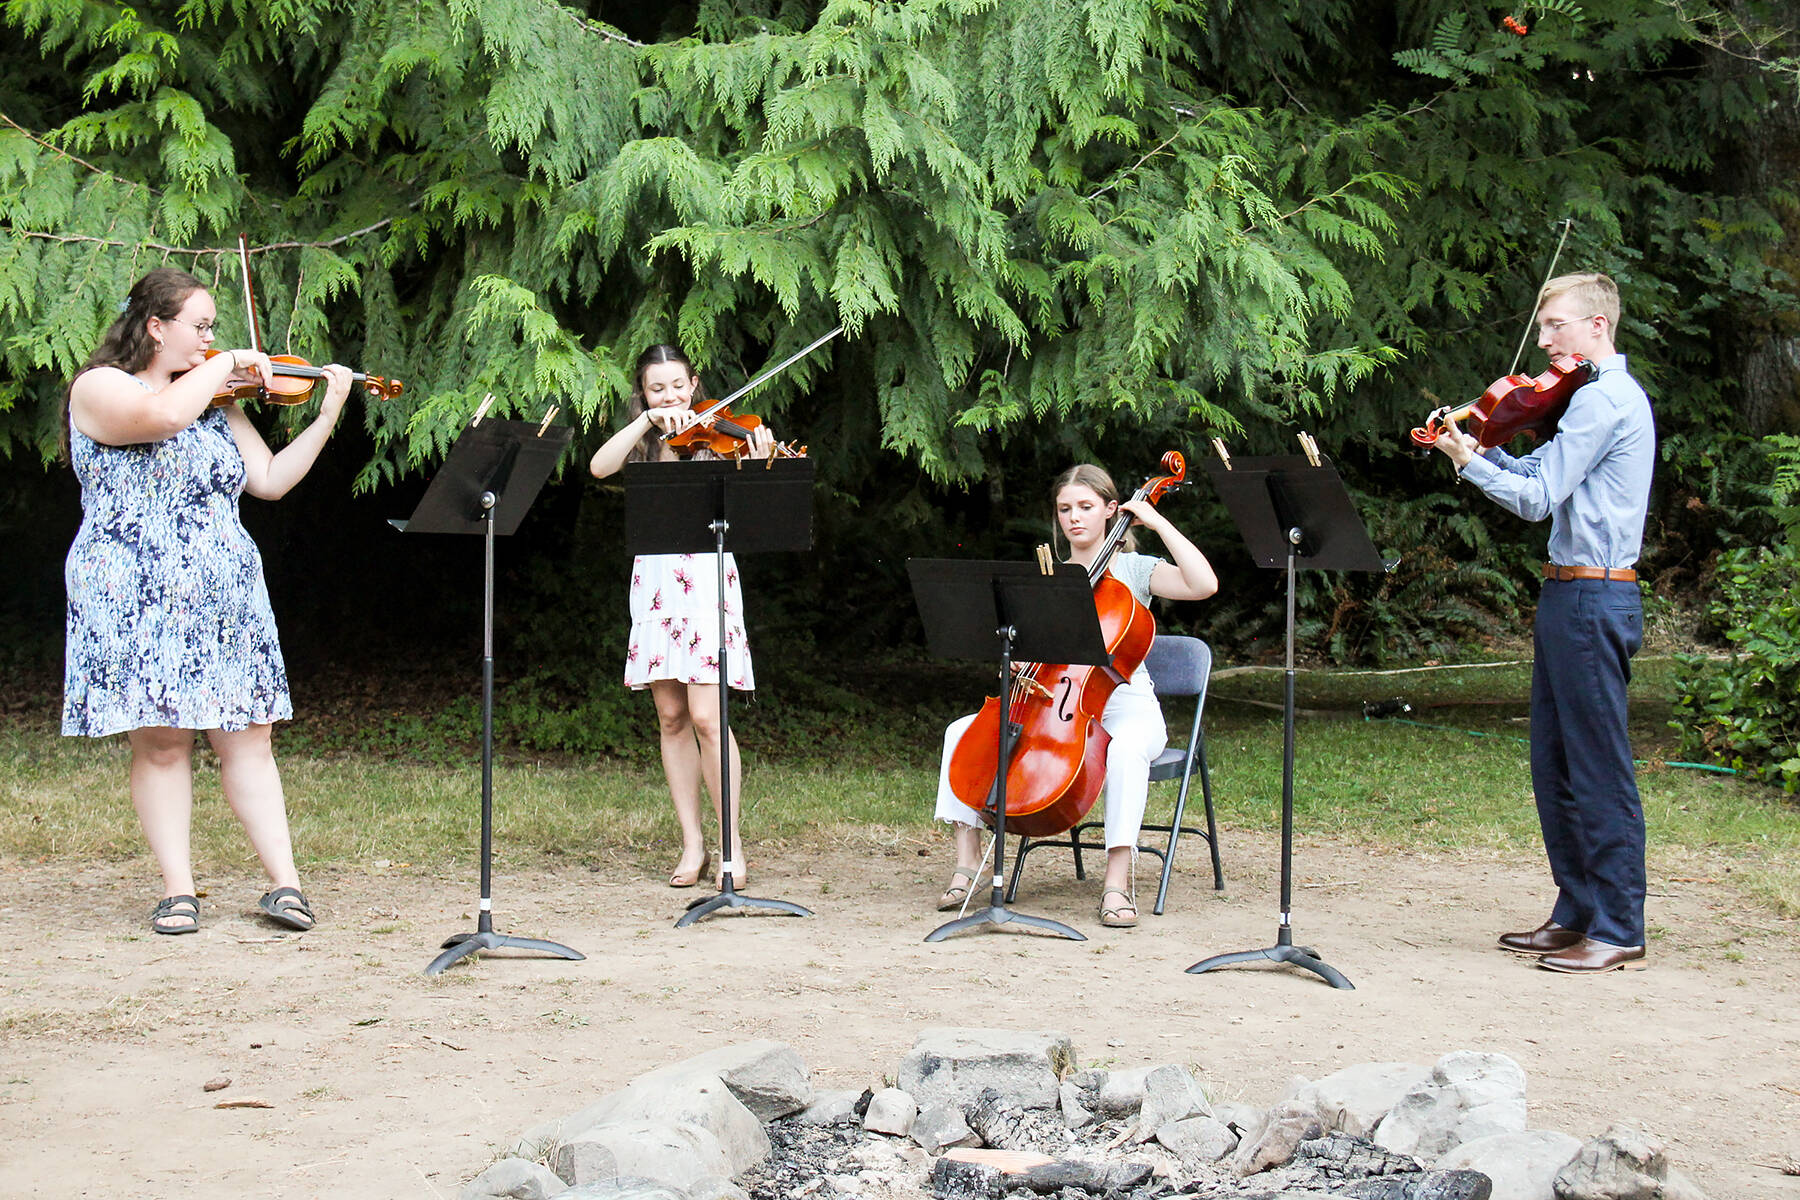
[946,452,1186,839]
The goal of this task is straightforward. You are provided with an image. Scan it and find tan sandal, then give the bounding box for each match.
[937,866,980,912]
[1099,887,1139,928]
[668,849,711,889]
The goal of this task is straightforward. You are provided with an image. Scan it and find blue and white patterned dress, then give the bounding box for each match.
[62,401,292,736]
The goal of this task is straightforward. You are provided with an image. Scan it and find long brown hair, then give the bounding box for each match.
[1050,463,1136,558]
[59,268,206,460]
[623,343,712,464]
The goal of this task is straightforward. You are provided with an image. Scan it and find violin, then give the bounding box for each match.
[663,402,805,460]
[946,451,1186,839]
[207,350,403,406]
[659,325,844,461]
[206,233,404,407]
[1408,354,1594,449]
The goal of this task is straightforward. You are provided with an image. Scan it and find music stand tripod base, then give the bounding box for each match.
[677,875,814,927]
[427,913,586,976]
[1187,923,1352,989]
[925,870,1086,943]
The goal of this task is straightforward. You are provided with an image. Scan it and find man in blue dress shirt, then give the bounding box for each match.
[1433,273,1656,974]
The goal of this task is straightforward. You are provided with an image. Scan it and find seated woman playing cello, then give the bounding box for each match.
[931,463,1218,928]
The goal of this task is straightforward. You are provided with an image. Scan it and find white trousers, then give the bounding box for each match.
[934,665,1167,850]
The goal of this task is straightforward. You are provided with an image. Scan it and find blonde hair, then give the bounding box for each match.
[1049,463,1136,557]
[1537,272,1620,329]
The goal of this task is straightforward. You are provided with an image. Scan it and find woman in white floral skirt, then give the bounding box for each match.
[589,344,779,890]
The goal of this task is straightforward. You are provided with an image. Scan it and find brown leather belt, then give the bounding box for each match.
[1543,563,1637,582]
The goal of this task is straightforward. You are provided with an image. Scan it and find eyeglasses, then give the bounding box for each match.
[165,317,218,337]
[1538,315,1600,334]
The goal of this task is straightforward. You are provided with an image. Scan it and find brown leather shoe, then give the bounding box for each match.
[1538,938,1647,974]
[1497,920,1583,955]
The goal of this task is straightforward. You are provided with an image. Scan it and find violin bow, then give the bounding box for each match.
[1506,217,1574,376]
[237,233,264,356]
[673,324,846,436]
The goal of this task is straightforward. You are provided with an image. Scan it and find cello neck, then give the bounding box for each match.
[1085,482,1148,586]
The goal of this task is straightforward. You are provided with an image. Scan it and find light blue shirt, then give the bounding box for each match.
[1459,353,1655,570]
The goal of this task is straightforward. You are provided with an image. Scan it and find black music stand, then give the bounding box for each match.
[1186,452,1384,989]
[623,458,814,926]
[394,416,586,976]
[907,559,1112,943]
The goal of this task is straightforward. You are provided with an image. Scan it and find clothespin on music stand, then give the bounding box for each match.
[537,405,559,437]
[1211,438,1232,471]
[1297,432,1322,467]
[1035,543,1055,574]
[471,393,496,426]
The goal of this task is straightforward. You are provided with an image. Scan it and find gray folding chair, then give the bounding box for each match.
[1005,634,1223,915]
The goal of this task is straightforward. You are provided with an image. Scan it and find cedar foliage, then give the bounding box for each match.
[1,1,1796,688]
[0,0,1409,486]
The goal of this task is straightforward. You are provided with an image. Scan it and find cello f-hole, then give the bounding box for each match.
[1055,675,1075,723]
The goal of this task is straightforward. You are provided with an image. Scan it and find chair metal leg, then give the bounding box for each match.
[1155,774,1191,916]
[1196,729,1223,891]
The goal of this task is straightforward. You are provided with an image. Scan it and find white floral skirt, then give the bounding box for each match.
[624,553,755,691]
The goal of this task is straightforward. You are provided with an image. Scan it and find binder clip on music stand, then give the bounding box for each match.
[623,458,815,927]
[395,401,585,975]
[907,559,1114,943]
[1186,437,1385,989]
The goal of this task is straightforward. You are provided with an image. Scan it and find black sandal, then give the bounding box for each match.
[150,894,200,935]
[257,887,316,931]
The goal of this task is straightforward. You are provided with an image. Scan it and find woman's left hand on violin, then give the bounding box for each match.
[740,421,776,459]
[317,363,355,423]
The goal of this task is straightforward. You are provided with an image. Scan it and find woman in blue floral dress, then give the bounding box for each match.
[63,268,354,935]
[589,344,779,891]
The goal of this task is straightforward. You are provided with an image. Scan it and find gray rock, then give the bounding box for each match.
[684,1178,749,1200]
[912,1102,980,1154]
[554,1119,731,1189]
[1233,1099,1326,1176]
[1092,1065,1155,1118]
[896,1027,1074,1112]
[516,1073,769,1176]
[558,1180,688,1200]
[1156,1114,1239,1163]
[460,1157,566,1200]
[1439,1130,1582,1200]
[797,1088,864,1126]
[634,1040,814,1122]
[1339,1171,1495,1199]
[1376,1051,1528,1160]
[862,1086,917,1136]
[1215,1099,1269,1143]
[1295,1062,1434,1138]
[1553,1126,1707,1200]
[1059,1080,1094,1130]
[1132,1063,1212,1142]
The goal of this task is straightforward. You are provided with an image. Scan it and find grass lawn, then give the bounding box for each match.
[5,653,1794,918]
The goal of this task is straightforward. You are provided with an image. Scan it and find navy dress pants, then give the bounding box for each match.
[1530,578,1646,948]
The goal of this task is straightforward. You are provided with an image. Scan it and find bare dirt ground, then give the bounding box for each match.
[2,832,1797,1200]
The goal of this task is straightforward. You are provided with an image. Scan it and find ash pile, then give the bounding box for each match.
[460,1028,1705,1200]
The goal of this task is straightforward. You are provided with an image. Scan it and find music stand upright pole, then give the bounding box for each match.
[426,492,585,975]
[676,511,812,926]
[923,617,1084,943]
[1187,531,1352,989]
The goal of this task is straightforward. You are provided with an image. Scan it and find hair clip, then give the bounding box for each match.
[117,298,131,313]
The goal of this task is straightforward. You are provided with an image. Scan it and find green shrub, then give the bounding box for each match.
[1673,542,1800,792]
